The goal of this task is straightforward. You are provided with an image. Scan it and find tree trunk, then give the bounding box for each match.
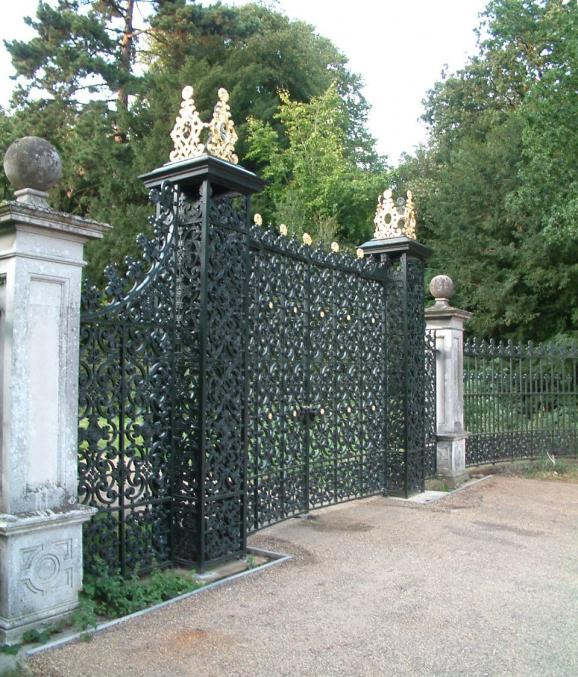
[115,0,135,140]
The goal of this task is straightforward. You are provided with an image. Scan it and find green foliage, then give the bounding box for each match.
[21,626,60,645]
[0,624,60,657]
[0,666,29,677]
[146,1,378,165]
[0,645,20,656]
[247,86,386,245]
[74,559,203,628]
[397,0,578,341]
[516,456,578,481]
[73,595,98,631]
[6,0,121,104]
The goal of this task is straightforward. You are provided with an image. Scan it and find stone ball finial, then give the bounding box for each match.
[429,274,454,308]
[3,136,62,207]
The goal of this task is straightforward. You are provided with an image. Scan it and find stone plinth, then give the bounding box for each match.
[425,276,472,487]
[0,508,91,643]
[0,200,109,643]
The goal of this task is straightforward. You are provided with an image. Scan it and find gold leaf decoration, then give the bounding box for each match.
[331,241,340,253]
[169,86,206,162]
[254,213,263,226]
[279,224,288,236]
[373,188,417,240]
[303,233,313,246]
[206,88,239,164]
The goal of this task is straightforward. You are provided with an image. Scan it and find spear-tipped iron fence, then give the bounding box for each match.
[464,338,578,466]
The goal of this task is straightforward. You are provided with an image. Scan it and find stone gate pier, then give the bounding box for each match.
[0,137,108,643]
[426,275,472,487]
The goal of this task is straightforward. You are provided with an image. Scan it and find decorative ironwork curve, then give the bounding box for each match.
[169,86,206,162]
[374,189,417,240]
[79,179,203,575]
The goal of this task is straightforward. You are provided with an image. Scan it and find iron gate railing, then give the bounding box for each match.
[78,182,193,575]
[246,227,388,531]
[78,158,433,575]
[464,338,578,466]
[424,329,437,478]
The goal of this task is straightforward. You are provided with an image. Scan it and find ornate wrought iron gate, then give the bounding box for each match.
[246,229,388,531]
[78,157,432,575]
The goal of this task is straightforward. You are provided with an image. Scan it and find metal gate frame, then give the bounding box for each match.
[78,156,432,574]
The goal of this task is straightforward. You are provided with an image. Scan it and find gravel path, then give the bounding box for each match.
[28,476,578,676]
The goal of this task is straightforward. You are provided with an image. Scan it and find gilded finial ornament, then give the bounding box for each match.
[254,213,263,226]
[373,188,417,240]
[206,88,239,164]
[169,85,239,164]
[356,248,365,259]
[331,241,340,253]
[279,224,288,236]
[303,233,313,246]
[169,86,205,162]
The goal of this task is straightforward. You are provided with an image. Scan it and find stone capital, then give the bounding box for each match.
[425,304,472,328]
[0,200,110,246]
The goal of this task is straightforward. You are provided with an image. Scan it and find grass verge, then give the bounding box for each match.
[517,455,578,482]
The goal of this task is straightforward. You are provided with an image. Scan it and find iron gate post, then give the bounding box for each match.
[359,237,431,497]
[141,155,264,568]
[425,276,472,487]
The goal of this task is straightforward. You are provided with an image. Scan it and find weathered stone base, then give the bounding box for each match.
[436,434,469,487]
[0,506,95,645]
[432,471,470,490]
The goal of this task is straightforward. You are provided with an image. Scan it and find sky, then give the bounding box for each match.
[0,0,488,162]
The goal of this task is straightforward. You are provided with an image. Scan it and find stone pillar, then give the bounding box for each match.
[425,275,472,487]
[0,137,108,644]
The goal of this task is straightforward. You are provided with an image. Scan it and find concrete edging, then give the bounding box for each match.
[26,546,291,657]
[389,475,493,505]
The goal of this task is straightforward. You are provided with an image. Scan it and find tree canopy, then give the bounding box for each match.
[246,86,386,245]
[1,0,577,341]
[396,0,578,341]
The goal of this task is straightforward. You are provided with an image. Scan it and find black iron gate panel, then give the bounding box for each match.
[78,182,200,575]
[79,181,250,574]
[424,329,437,478]
[246,229,387,531]
[382,255,429,495]
[197,194,250,564]
[78,156,432,575]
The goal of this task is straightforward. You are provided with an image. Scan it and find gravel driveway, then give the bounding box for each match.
[28,476,578,676]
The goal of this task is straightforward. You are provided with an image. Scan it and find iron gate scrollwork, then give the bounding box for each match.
[424,329,437,478]
[78,156,433,575]
[246,228,388,531]
[78,181,197,575]
[361,240,432,497]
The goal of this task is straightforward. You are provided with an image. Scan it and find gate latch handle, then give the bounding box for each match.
[300,405,324,421]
